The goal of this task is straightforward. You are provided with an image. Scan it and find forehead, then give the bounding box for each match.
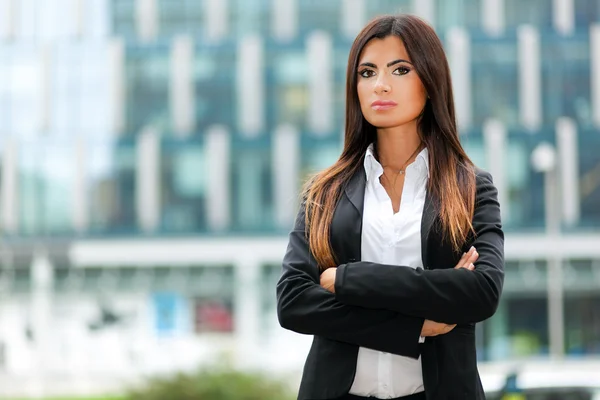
[358,35,409,63]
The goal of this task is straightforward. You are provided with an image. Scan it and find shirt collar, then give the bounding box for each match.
[363,143,430,181]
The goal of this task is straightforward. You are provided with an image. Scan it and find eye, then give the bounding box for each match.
[358,69,375,78]
[393,66,411,75]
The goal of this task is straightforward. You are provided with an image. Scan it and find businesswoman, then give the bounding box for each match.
[276,14,504,400]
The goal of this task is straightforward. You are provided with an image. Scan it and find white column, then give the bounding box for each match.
[72,0,84,38]
[518,25,542,131]
[341,0,365,39]
[136,127,161,233]
[234,259,261,368]
[271,0,297,41]
[135,0,158,42]
[592,24,600,128]
[481,0,505,36]
[237,35,265,137]
[108,38,125,135]
[556,118,580,227]
[1,138,18,235]
[170,35,195,137]
[39,44,52,133]
[412,0,435,27]
[307,31,333,135]
[273,125,300,229]
[553,0,574,36]
[483,119,508,223]
[72,137,89,233]
[206,126,231,231]
[0,0,15,40]
[31,250,54,392]
[447,27,471,131]
[204,0,229,42]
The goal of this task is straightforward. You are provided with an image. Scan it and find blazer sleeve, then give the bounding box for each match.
[276,201,424,359]
[334,170,505,325]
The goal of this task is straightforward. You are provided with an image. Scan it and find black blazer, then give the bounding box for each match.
[276,166,505,400]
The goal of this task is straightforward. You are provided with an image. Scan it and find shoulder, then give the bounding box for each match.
[473,167,499,206]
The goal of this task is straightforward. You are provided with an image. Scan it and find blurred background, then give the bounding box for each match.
[0,0,599,399]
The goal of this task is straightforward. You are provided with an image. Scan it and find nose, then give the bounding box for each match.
[374,75,391,94]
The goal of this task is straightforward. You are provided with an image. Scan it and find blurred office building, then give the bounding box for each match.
[0,0,600,396]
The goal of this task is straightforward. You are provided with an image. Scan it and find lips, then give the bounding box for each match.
[371,100,397,110]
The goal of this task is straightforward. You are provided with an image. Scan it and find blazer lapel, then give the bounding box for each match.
[344,166,367,218]
[420,188,438,269]
[342,164,437,268]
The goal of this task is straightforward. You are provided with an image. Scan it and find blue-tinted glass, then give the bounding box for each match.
[158,0,204,37]
[18,141,74,236]
[111,0,136,38]
[575,0,600,28]
[471,35,519,129]
[333,41,351,133]
[231,0,270,36]
[298,0,342,36]
[541,34,592,127]
[125,46,170,135]
[161,139,207,232]
[505,0,553,31]
[88,141,137,233]
[366,0,413,18]
[436,0,481,33]
[231,138,273,231]
[194,44,237,132]
[301,135,342,178]
[578,129,600,228]
[266,42,308,129]
[505,130,554,231]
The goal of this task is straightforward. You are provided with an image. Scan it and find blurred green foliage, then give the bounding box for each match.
[126,367,295,400]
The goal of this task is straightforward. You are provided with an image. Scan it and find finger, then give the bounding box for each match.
[466,249,479,264]
[456,247,476,269]
[454,252,468,269]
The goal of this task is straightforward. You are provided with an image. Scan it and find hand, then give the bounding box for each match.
[454,246,478,271]
[320,267,336,293]
[421,319,457,337]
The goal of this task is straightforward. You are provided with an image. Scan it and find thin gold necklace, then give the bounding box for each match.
[378,143,423,198]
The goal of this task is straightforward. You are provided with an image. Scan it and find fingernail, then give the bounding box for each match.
[470,263,474,269]
[470,246,475,252]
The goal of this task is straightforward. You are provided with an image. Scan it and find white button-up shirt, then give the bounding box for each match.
[348,143,429,399]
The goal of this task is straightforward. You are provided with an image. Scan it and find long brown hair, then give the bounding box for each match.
[304,14,476,270]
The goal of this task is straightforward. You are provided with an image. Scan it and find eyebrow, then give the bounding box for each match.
[358,59,413,68]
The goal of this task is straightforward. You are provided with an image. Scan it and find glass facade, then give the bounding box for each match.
[0,0,600,374]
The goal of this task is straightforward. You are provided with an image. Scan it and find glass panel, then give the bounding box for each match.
[575,0,600,28]
[231,140,273,231]
[298,0,342,35]
[436,0,481,32]
[505,0,553,31]
[194,44,237,132]
[483,260,550,361]
[88,140,137,233]
[161,140,207,232]
[541,35,592,127]
[112,0,136,38]
[158,0,204,37]
[231,0,270,36]
[578,130,600,229]
[366,0,413,18]
[124,47,170,135]
[267,45,309,129]
[471,36,519,129]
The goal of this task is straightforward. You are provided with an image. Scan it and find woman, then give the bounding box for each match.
[276,14,504,400]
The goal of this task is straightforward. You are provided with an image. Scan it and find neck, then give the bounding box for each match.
[375,122,422,170]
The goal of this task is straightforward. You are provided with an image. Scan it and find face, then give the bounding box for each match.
[356,35,428,129]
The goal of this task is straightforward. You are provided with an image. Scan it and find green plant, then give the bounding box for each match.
[126,367,295,400]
